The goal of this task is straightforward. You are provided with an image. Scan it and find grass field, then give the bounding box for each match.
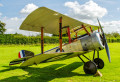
[0,43,120,82]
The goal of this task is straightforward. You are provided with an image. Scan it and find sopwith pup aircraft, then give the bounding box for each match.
[9,7,111,74]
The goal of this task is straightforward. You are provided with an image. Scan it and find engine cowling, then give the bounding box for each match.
[79,32,104,51]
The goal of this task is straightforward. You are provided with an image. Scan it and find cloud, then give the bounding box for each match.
[1,17,24,33]
[102,21,120,33]
[6,29,15,33]
[20,3,38,14]
[62,1,117,34]
[117,8,120,11]
[0,13,2,16]
[1,17,40,35]
[77,19,120,34]
[0,3,3,7]
[64,0,107,20]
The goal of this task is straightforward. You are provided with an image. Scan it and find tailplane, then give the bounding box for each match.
[9,50,34,65]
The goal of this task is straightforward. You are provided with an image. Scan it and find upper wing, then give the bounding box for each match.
[20,7,99,35]
[20,51,90,67]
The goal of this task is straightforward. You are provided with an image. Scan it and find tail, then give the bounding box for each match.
[9,50,34,65]
[18,50,34,58]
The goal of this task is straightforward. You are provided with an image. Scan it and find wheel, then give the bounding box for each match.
[56,48,64,52]
[83,61,97,74]
[94,58,104,69]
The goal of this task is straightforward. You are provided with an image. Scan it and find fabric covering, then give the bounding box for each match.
[20,7,99,35]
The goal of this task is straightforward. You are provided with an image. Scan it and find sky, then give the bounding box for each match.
[0,0,120,35]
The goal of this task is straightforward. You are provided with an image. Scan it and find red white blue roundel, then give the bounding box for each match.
[18,50,25,58]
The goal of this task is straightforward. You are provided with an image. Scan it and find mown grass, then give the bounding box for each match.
[0,43,120,82]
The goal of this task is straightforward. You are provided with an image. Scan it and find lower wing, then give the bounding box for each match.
[20,51,90,67]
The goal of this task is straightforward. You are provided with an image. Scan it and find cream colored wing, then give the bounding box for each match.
[20,7,99,35]
[20,51,90,67]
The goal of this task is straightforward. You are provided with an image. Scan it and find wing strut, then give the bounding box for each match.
[62,26,72,44]
[67,26,71,43]
[89,26,93,33]
[82,24,90,36]
[75,32,77,39]
[59,17,62,52]
[41,27,44,54]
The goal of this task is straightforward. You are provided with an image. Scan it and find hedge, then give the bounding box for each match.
[0,34,68,44]
[0,34,120,44]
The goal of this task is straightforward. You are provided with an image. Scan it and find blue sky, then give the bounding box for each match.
[0,0,120,35]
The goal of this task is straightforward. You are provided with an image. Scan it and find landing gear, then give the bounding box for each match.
[93,50,104,69]
[84,61,97,74]
[78,55,97,74]
[78,50,104,74]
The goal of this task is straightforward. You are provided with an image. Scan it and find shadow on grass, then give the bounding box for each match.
[0,62,90,82]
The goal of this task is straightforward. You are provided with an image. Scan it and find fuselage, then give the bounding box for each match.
[44,32,104,54]
[20,32,105,66]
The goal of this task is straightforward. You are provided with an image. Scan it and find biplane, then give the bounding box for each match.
[9,7,111,75]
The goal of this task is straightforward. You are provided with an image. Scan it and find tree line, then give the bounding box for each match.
[0,34,68,44]
[0,33,120,44]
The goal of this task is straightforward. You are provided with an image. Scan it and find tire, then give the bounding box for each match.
[56,48,64,52]
[83,61,97,74]
[94,58,104,69]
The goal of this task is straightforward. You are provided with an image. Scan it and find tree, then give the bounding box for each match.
[112,32,120,38]
[0,21,6,34]
[105,32,120,38]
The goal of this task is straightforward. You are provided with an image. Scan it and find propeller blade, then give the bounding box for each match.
[97,18,104,34]
[104,41,111,62]
[97,18,111,62]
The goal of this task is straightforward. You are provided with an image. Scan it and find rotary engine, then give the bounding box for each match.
[79,32,104,51]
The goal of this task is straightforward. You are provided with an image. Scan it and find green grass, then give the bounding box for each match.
[0,43,120,82]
